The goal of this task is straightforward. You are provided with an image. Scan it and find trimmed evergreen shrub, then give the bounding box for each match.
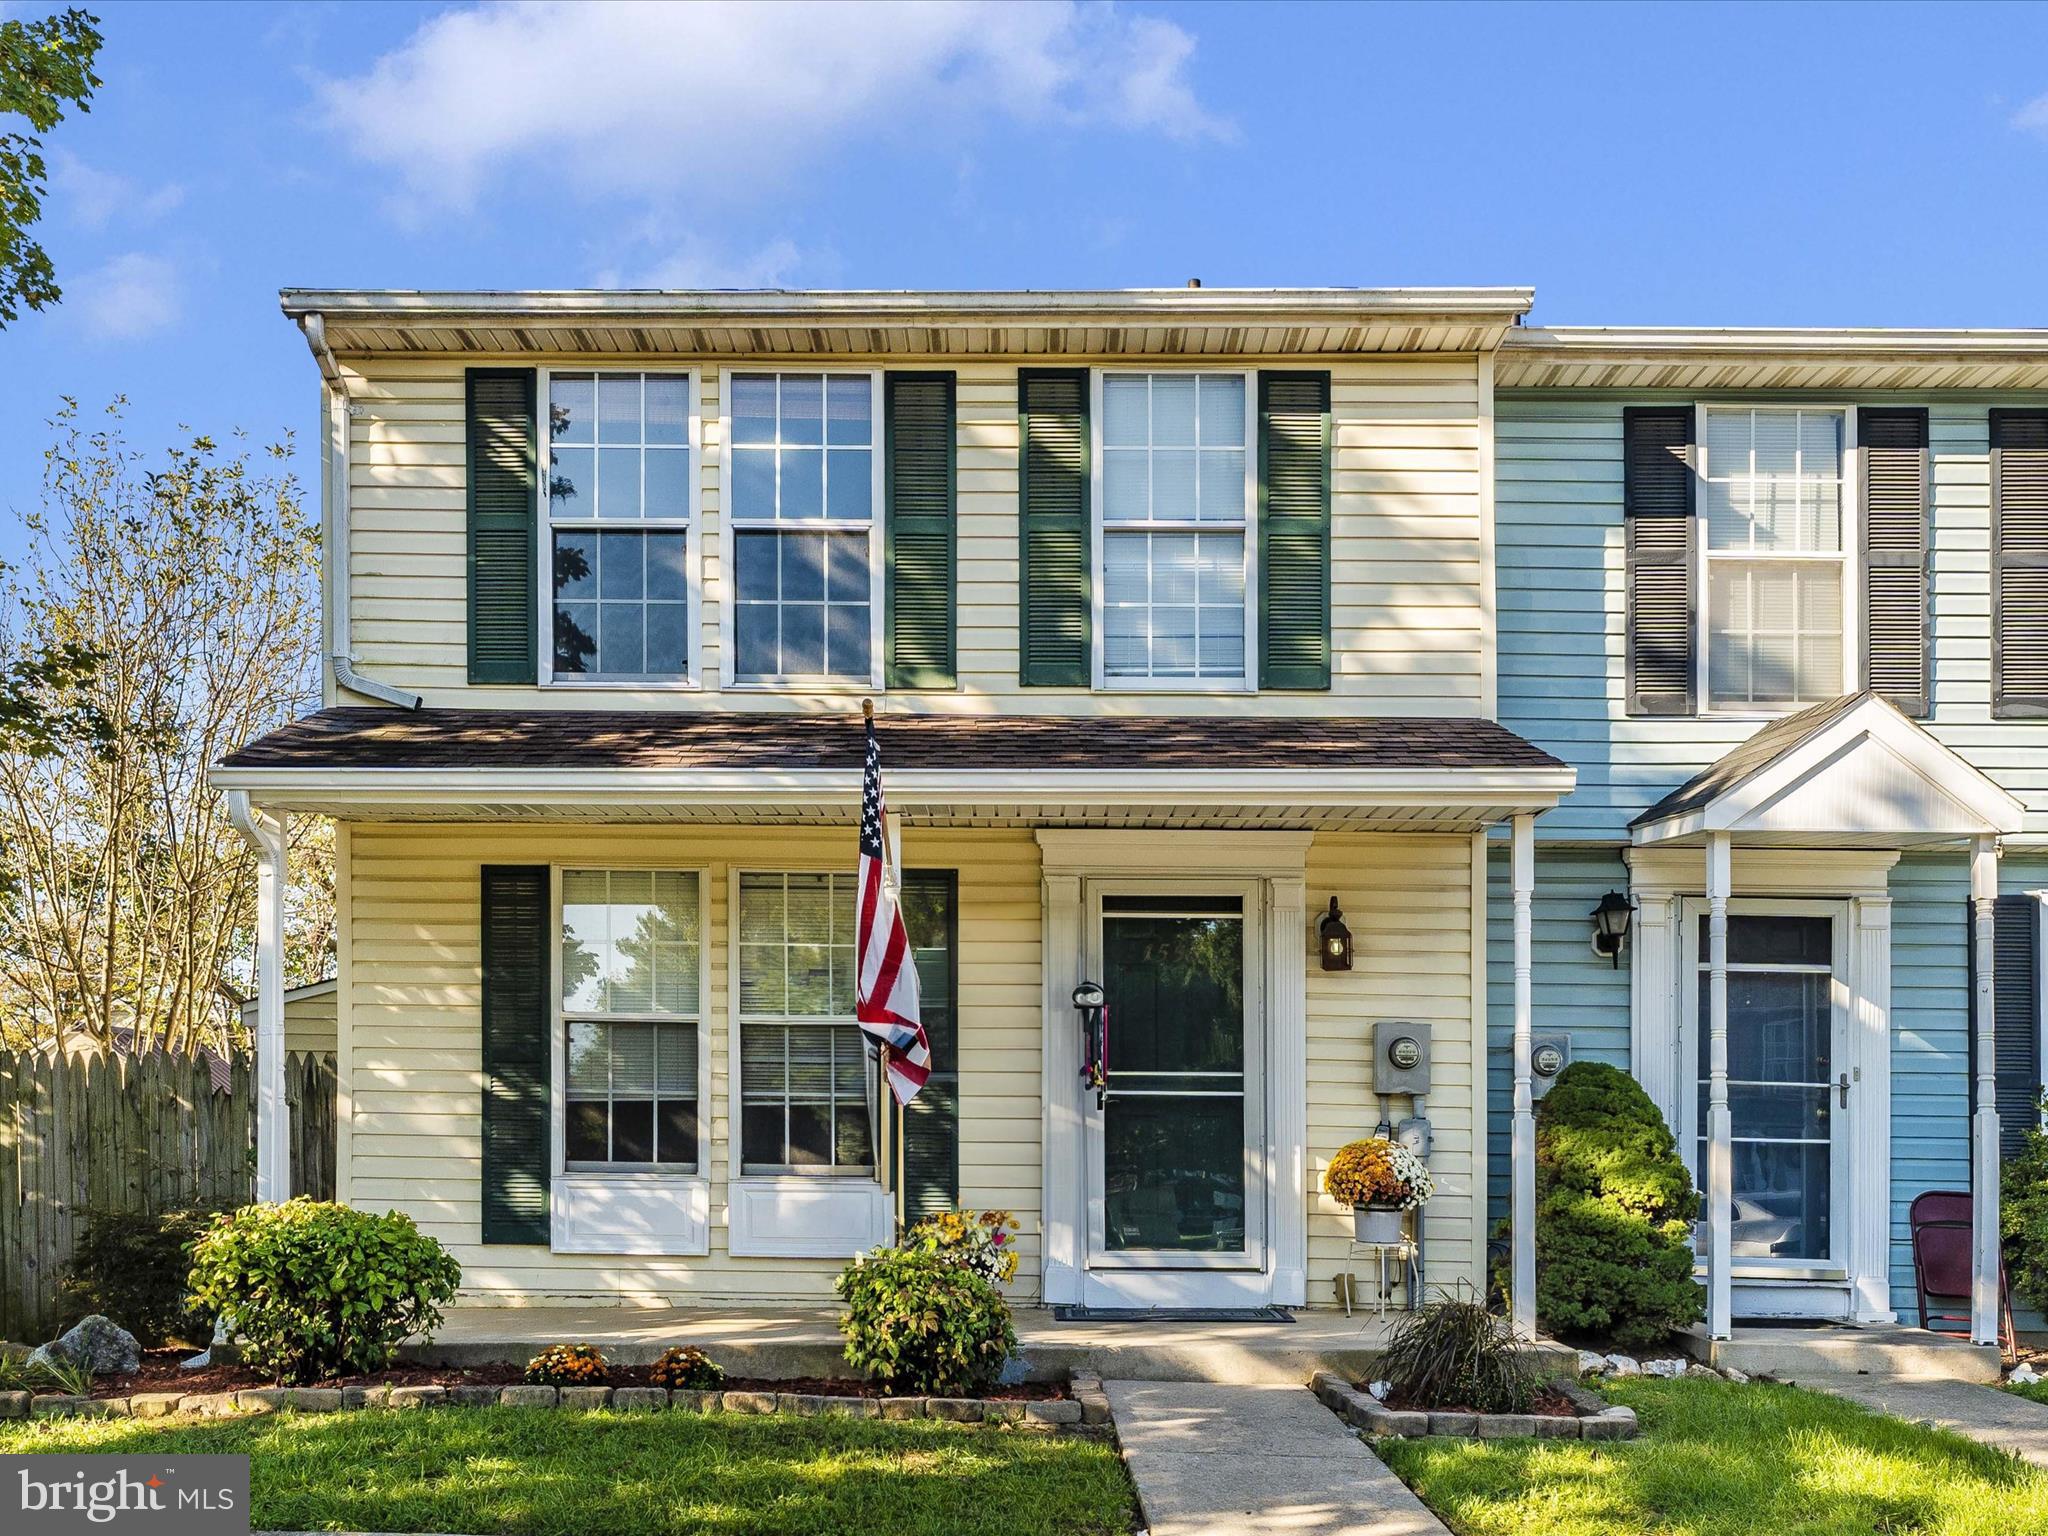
[1523,1060,1703,1348]
[835,1247,1016,1396]
[60,1204,226,1346]
[2002,1102,2048,1314]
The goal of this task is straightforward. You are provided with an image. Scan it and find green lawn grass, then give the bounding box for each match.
[1378,1378,2048,1536]
[0,1406,1136,1536]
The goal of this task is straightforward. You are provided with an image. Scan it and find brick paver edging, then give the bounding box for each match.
[1311,1370,1638,1440]
[3,1382,1099,1433]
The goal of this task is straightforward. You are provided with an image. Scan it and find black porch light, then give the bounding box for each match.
[1318,897,1353,972]
[1590,890,1633,967]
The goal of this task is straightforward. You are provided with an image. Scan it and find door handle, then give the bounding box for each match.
[1838,1073,1850,1108]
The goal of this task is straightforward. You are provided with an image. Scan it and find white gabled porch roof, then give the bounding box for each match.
[1629,692,2025,849]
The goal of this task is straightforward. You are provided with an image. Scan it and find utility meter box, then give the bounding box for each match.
[1530,1033,1571,1099]
[1373,1021,1431,1096]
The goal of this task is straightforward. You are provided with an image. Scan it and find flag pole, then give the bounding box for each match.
[864,697,893,1213]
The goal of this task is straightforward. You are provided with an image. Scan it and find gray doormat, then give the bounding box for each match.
[1050,1305,1295,1323]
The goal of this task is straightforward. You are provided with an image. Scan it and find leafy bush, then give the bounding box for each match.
[1378,1291,1536,1413]
[897,1209,1020,1286]
[2003,1101,2048,1314]
[647,1345,723,1392]
[526,1343,609,1386]
[835,1247,1017,1396]
[1520,1060,1702,1349]
[1324,1137,1434,1210]
[60,1205,226,1346]
[186,1199,461,1385]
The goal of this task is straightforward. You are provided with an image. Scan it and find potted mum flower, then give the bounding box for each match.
[1324,1136,1433,1244]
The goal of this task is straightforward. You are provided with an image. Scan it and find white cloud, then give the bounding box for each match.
[318,0,1229,218]
[67,252,182,341]
[47,149,186,231]
[597,234,809,291]
[2015,93,2048,138]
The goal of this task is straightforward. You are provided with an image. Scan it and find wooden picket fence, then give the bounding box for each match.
[0,1048,336,1342]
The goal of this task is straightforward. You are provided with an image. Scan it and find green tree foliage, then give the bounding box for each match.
[186,1200,461,1385]
[2001,1103,2048,1315]
[0,400,325,1052]
[0,8,102,327]
[1520,1060,1704,1349]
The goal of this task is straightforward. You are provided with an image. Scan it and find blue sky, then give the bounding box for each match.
[4,0,2048,561]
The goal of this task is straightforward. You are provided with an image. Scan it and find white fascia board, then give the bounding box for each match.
[1507,325,2048,359]
[210,763,1577,814]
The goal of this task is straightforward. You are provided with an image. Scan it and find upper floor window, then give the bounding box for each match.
[729,372,880,684]
[561,868,702,1170]
[1096,371,1253,688]
[1700,405,1849,711]
[547,371,695,684]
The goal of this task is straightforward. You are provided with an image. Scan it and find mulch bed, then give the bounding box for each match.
[1377,1383,1582,1418]
[88,1351,1064,1403]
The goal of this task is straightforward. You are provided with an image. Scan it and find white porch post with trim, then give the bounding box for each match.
[227,791,289,1203]
[1509,812,1537,1340]
[1971,834,2002,1347]
[1704,831,1733,1342]
[1265,875,1309,1307]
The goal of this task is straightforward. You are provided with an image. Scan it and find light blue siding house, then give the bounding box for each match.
[1486,328,2048,1346]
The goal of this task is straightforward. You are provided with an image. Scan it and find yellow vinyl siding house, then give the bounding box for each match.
[215,288,1573,1313]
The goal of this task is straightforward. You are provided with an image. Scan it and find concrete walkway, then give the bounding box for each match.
[1803,1374,2048,1470]
[1105,1380,1447,1536]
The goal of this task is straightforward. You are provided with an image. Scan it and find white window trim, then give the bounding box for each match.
[535,367,704,692]
[717,367,886,692]
[725,865,878,1180]
[1089,367,1260,694]
[548,863,711,1256]
[1693,401,1860,720]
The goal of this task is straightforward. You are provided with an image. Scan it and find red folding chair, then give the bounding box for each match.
[1910,1189,2016,1364]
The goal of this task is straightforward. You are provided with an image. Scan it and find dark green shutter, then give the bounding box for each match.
[1970,893,2043,1158]
[1624,406,1697,715]
[1860,408,1931,717]
[1992,410,2048,718]
[899,869,958,1217]
[1258,371,1332,690]
[467,368,538,685]
[885,371,957,688]
[481,865,550,1244]
[1018,369,1090,686]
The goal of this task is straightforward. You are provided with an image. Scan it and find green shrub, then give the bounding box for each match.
[186,1199,460,1385]
[2002,1101,2048,1314]
[835,1246,1017,1396]
[526,1343,609,1386]
[1378,1291,1536,1413]
[1520,1060,1703,1349]
[60,1204,226,1346]
[648,1345,723,1392]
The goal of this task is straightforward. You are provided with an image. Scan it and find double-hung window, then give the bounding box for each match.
[1097,371,1254,687]
[736,872,873,1173]
[561,869,702,1171]
[728,372,881,684]
[545,371,695,683]
[1699,405,1851,711]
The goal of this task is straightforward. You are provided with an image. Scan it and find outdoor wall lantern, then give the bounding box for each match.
[1590,890,1633,967]
[1318,897,1353,972]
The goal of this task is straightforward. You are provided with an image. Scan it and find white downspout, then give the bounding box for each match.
[298,313,423,712]
[228,790,290,1202]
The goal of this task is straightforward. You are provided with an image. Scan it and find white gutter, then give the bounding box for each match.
[297,313,423,713]
[226,790,289,1202]
[1505,324,2048,360]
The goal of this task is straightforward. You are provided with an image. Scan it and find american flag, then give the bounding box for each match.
[855,717,930,1104]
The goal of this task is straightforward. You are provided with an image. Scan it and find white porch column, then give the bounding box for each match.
[228,791,289,1203]
[1971,834,2002,1347]
[1509,813,1537,1341]
[1039,872,1084,1305]
[1850,895,1895,1324]
[1265,875,1309,1307]
[1705,831,1733,1342]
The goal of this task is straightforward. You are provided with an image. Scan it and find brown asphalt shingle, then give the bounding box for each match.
[220,708,1567,774]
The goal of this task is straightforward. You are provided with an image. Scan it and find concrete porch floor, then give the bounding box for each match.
[404,1304,1575,1385]
[1680,1322,2004,1384]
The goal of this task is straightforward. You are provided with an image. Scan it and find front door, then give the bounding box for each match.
[1082,884,1266,1306]
[1680,901,1851,1313]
